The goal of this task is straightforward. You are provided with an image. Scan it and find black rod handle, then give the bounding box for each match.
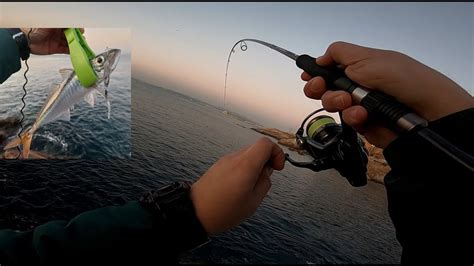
[296,54,473,171]
[296,54,419,133]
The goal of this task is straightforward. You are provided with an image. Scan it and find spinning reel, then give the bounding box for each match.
[285,108,369,187]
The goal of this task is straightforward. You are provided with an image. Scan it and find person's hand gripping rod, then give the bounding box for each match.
[233,39,473,172]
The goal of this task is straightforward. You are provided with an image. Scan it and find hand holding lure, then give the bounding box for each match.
[64,28,98,88]
[5,28,121,159]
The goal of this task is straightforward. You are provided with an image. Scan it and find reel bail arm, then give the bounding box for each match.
[285,154,332,172]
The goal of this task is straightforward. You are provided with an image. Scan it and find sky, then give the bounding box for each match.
[83,28,131,55]
[1,2,473,130]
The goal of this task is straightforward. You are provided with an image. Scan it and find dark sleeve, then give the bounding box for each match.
[0,29,22,84]
[0,198,208,265]
[383,108,473,264]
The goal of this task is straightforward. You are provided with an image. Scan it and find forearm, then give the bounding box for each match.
[0,188,209,265]
[0,29,22,84]
[383,108,473,263]
[1,202,156,264]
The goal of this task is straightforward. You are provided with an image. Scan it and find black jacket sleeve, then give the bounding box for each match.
[383,108,473,264]
[0,29,22,84]
[0,192,208,265]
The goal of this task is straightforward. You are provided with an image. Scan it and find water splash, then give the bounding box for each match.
[38,131,69,151]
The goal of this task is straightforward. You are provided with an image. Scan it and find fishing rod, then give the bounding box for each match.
[225,39,474,173]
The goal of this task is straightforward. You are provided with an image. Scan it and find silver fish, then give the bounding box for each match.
[4,48,121,159]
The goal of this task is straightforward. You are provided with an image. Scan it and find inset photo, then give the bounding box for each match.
[0,28,131,159]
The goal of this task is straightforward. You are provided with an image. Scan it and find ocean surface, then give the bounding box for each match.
[0,79,401,263]
[0,53,131,159]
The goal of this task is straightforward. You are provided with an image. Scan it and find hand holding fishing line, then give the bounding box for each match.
[301,41,474,148]
[4,28,120,159]
[20,28,85,55]
[190,138,285,235]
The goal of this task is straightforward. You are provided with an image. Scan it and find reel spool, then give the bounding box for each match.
[286,108,368,187]
[306,115,342,145]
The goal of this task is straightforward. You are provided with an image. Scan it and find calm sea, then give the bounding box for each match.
[0,79,401,264]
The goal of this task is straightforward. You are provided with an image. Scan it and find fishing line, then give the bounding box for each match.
[224,39,291,107]
[16,28,32,159]
[224,40,248,108]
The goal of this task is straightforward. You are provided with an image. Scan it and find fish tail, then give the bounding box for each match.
[3,137,21,150]
[3,129,33,159]
[20,131,33,159]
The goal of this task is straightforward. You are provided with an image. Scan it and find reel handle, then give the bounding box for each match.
[284,153,331,172]
[296,54,427,133]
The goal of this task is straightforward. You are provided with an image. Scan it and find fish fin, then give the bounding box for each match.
[21,131,33,159]
[47,84,61,97]
[106,99,111,119]
[84,91,95,107]
[3,129,33,159]
[95,87,105,98]
[57,109,71,122]
[96,89,111,119]
[59,68,74,79]
[105,90,110,119]
[3,137,21,150]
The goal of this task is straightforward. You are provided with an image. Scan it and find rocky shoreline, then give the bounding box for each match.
[2,149,50,160]
[251,128,390,185]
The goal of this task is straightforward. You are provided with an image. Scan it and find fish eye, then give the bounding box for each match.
[97,56,105,65]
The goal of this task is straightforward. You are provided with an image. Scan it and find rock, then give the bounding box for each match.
[362,137,385,160]
[277,138,300,150]
[251,128,305,153]
[0,132,6,144]
[278,138,306,155]
[251,128,295,140]
[288,147,306,155]
[366,157,390,184]
[359,136,390,184]
[0,117,21,148]
[0,117,20,129]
